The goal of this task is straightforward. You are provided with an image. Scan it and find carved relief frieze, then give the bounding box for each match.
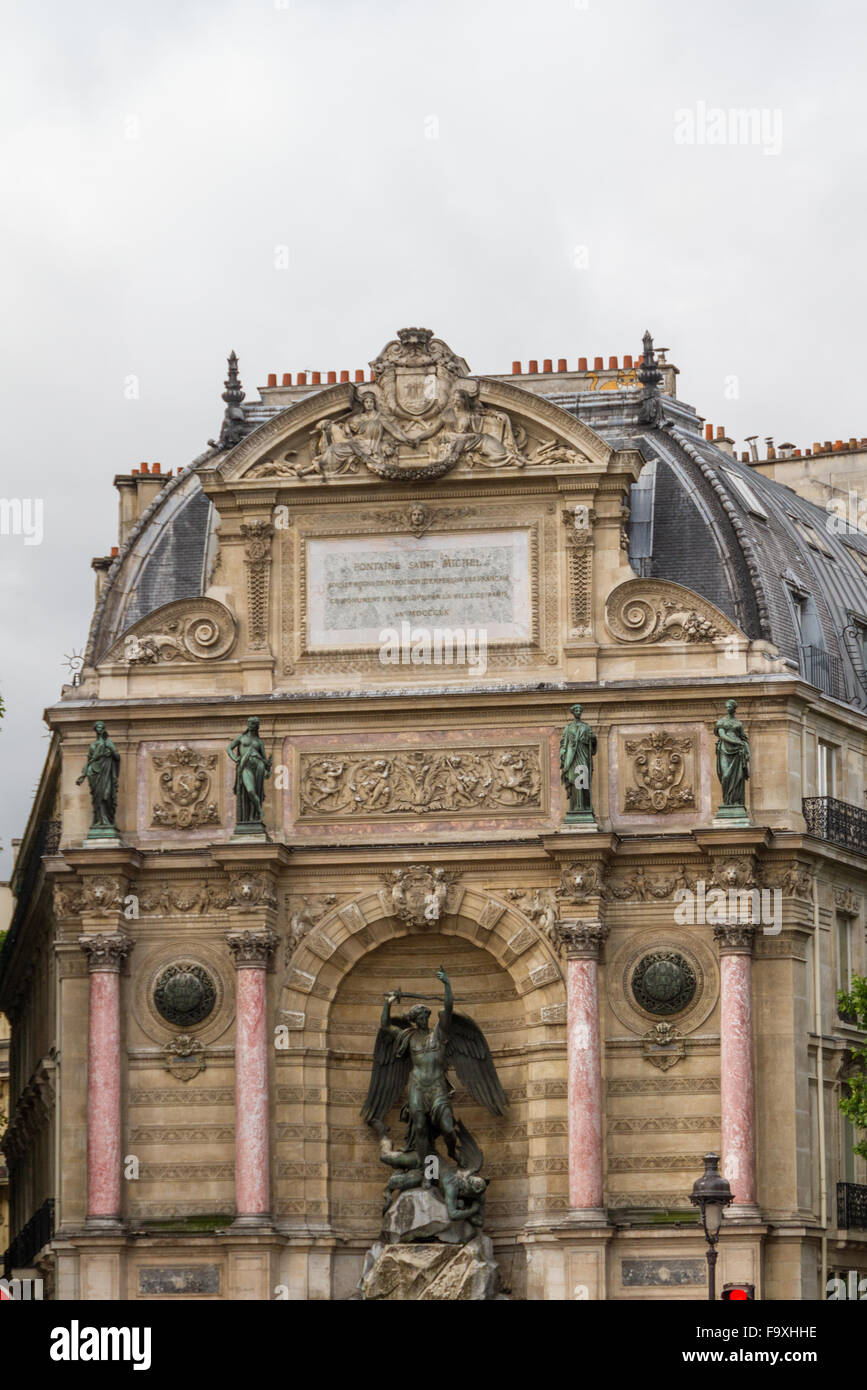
[833,885,860,916]
[136,874,277,916]
[757,861,813,899]
[298,745,544,819]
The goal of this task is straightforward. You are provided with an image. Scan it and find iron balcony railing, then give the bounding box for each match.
[2,1197,54,1277]
[799,644,846,701]
[802,796,867,856]
[837,1182,867,1231]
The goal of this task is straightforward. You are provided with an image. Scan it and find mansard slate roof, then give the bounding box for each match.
[86,360,867,710]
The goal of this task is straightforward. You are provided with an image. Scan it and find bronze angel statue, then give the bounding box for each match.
[361,965,506,1185]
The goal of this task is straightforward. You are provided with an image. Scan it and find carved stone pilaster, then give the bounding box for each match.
[713,923,756,955]
[552,918,609,960]
[562,506,594,639]
[241,519,274,650]
[226,928,279,970]
[78,932,133,972]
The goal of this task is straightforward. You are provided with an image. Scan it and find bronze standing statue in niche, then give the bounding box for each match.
[76,721,120,837]
[559,702,597,822]
[361,965,506,1213]
[227,716,272,830]
[714,698,750,817]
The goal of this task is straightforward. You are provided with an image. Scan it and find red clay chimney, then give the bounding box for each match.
[267,373,277,387]
[528,359,538,374]
[327,370,336,384]
[578,357,588,371]
[512,361,521,374]
[282,373,292,385]
[543,358,553,373]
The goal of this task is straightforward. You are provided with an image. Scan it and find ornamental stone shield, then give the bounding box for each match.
[153,962,217,1027]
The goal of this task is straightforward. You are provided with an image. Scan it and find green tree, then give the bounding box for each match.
[838,974,867,1161]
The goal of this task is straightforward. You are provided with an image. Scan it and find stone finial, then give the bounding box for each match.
[638,329,663,426]
[209,350,249,451]
[79,932,133,972]
[226,928,279,969]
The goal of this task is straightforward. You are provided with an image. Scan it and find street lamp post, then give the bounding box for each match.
[690,1152,734,1301]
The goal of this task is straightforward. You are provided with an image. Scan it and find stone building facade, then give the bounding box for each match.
[1,327,866,1300]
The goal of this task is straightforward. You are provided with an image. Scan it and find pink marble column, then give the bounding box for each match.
[558,919,609,1220]
[227,929,278,1226]
[79,933,132,1227]
[714,924,758,1215]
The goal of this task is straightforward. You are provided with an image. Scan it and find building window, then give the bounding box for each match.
[791,516,834,558]
[723,468,768,520]
[817,740,837,797]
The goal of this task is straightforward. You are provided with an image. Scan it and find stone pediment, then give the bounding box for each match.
[605,579,742,646]
[101,598,238,667]
[217,327,615,487]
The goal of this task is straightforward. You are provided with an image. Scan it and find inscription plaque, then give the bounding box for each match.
[306,529,531,648]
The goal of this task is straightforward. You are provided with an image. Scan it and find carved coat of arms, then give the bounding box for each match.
[383,864,460,928]
[624,731,695,814]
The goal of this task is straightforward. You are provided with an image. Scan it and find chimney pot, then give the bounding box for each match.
[141,462,150,473]
[849,437,858,449]
[794,449,802,457]
[312,371,321,385]
[512,360,522,374]
[267,373,277,387]
[528,359,538,374]
[282,373,292,385]
[824,441,832,452]
[543,358,553,373]
[327,370,336,384]
[355,369,365,382]
[624,354,633,369]
[813,442,821,454]
[608,356,618,370]
[716,426,725,439]
[297,372,307,385]
[705,424,714,441]
[151,462,161,474]
[557,358,567,372]
[593,356,603,370]
[578,357,588,371]
[110,546,119,557]
[340,370,349,382]
[834,439,843,450]
[806,449,812,456]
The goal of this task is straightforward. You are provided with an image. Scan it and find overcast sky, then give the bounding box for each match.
[1,0,865,875]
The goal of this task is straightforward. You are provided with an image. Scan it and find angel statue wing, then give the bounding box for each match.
[444,1012,507,1116]
[360,1018,413,1124]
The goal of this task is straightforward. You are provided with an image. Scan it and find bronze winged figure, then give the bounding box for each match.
[361,964,507,1183]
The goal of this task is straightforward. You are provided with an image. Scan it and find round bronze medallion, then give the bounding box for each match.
[153,962,216,1028]
[631,951,696,1016]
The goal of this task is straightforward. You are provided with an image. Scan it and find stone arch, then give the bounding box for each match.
[273,889,567,1272]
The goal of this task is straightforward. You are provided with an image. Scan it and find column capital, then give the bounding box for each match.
[713,922,756,955]
[553,918,610,960]
[226,928,279,970]
[78,932,133,973]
